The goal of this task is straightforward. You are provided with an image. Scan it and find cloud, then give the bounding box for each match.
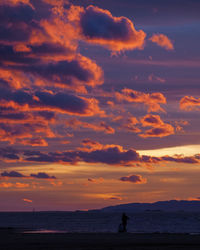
[0,43,74,64]
[0,122,55,144]
[0,171,56,179]
[119,116,141,133]
[68,5,146,51]
[107,196,122,201]
[119,174,147,184]
[1,144,200,167]
[42,0,69,6]
[0,4,35,44]
[0,68,31,89]
[141,114,164,127]
[88,177,104,184]
[0,0,34,8]
[12,55,104,91]
[180,96,200,111]
[66,118,114,134]
[0,182,29,188]
[116,88,166,112]
[0,1,108,149]
[17,138,48,147]
[50,181,63,186]
[0,147,20,161]
[0,182,13,188]
[148,74,166,83]
[78,145,140,165]
[161,155,199,164]
[22,198,32,203]
[15,182,29,188]
[21,144,140,165]
[140,114,174,138]
[149,33,174,50]
[0,3,104,92]
[88,193,122,200]
[0,90,104,117]
[81,139,103,150]
[140,123,174,138]
[174,120,189,133]
[33,91,104,116]
[30,172,56,179]
[1,171,25,178]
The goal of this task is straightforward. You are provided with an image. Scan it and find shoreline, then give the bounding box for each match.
[2,229,200,249]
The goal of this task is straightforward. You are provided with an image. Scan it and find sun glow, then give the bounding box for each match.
[138,144,200,157]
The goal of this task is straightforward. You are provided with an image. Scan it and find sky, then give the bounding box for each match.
[0,0,200,211]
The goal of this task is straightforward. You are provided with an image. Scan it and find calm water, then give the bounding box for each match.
[1,211,200,233]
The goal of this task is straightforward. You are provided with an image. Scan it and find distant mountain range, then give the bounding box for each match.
[96,200,200,212]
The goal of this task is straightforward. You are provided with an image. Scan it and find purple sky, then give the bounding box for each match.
[0,0,200,211]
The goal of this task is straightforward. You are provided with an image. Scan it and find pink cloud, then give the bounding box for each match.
[149,33,174,50]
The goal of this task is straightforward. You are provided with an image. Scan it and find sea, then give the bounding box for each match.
[1,211,200,233]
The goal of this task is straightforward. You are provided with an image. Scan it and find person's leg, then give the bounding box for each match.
[124,223,127,232]
[123,223,127,232]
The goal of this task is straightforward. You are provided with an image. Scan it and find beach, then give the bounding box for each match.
[1,229,200,250]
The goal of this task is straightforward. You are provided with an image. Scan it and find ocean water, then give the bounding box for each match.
[1,211,200,233]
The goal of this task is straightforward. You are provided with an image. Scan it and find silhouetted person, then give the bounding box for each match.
[121,213,129,232]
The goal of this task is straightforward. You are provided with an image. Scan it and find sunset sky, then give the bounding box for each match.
[0,0,200,211]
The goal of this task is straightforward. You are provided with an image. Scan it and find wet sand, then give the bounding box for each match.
[1,228,200,249]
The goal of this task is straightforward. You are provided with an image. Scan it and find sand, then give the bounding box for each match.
[1,228,200,249]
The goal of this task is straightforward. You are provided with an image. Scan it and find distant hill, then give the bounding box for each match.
[98,200,200,212]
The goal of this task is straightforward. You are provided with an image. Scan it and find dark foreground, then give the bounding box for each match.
[1,229,200,250]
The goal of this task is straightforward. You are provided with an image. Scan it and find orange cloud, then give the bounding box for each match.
[13,55,104,92]
[0,182,29,188]
[67,5,146,51]
[18,137,48,147]
[60,140,70,145]
[90,193,123,201]
[174,120,189,133]
[42,0,69,6]
[50,181,63,186]
[119,116,141,133]
[180,96,200,111]
[15,182,29,188]
[0,93,105,117]
[81,139,103,150]
[140,114,175,138]
[149,33,174,50]
[22,198,32,203]
[0,0,34,9]
[0,69,30,89]
[0,182,13,188]
[40,12,78,55]
[0,121,55,145]
[141,114,163,127]
[66,118,114,134]
[116,88,166,112]
[186,197,200,201]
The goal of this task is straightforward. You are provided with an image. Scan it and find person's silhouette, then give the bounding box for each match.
[121,213,129,232]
